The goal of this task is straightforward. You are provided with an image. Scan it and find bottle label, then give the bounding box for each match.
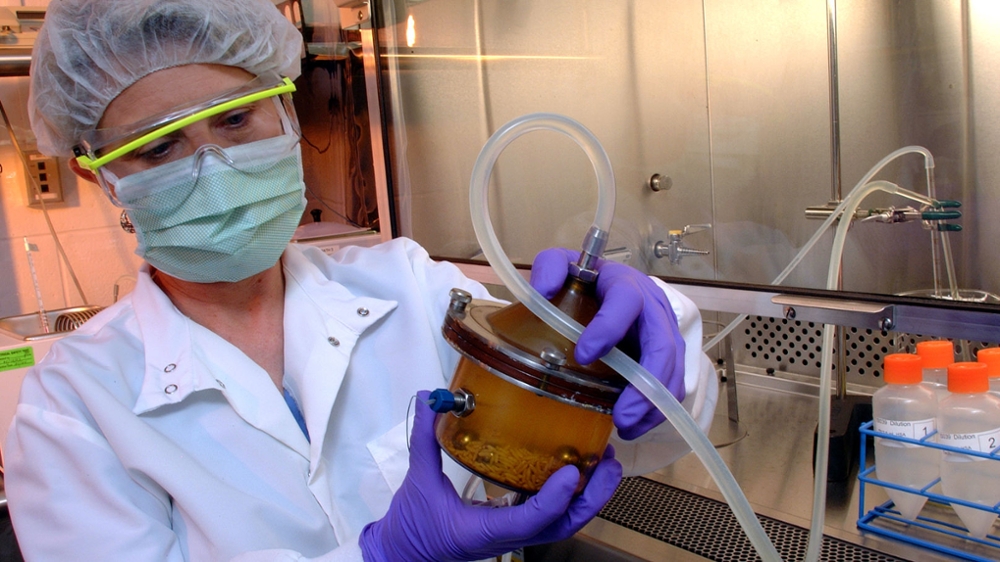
[939,427,1000,462]
[874,417,936,448]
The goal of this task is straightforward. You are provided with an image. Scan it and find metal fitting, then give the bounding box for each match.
[570,226,610,282]
[448,288,473,316]
[540,347,568,369]
[427,388,476,417]
[652,224,711,265]
[450,388,476,417]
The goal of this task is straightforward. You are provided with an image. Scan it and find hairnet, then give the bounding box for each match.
[29,0,303,156]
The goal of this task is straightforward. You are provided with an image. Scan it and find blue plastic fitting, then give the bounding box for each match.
[427,389,457,413]
[921,210,961,221]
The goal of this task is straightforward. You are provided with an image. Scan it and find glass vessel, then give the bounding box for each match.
[435,279,632,493]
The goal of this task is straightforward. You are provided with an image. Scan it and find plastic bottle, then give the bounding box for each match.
[938,362,1000,539]
[872,353,939,520]
[976,347,1000,395]
[916,340,954,401]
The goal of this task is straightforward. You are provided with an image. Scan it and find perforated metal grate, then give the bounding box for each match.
[598,477,908,562]
[739,318,828,370]
[843,326,893,378]
[730,316,1000,384]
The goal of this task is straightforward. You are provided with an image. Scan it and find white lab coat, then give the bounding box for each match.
[4,238,717,561]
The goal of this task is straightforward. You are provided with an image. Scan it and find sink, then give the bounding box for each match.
[0,306,103,341]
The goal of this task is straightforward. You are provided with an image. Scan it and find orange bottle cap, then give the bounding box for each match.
[883,353,923,385]
[977,347,1000,379]
[916,340,955,369]
[947,362,989,393]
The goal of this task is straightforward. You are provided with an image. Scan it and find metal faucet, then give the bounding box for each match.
[653,224,711,265]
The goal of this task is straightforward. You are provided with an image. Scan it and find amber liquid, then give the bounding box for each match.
[435,357,614,494]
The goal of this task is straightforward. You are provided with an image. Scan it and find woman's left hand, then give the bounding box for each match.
[530,248,685,440]
[359,391,622,562]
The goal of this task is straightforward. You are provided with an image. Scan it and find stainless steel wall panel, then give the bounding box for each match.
[970,2,1000,294]
[374,0,1000,324]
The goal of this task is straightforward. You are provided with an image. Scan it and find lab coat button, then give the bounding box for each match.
[357,307,370,317]
[328,336,340,346]
[164,384,178,394]
[216,379,226,389]
[164,363,177,372]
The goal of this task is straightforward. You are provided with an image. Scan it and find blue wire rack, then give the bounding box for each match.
[858,420,1000,561]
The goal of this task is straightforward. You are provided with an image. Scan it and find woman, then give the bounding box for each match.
[5,0,717,560]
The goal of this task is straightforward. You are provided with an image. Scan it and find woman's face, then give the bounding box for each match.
[97,64,284,180]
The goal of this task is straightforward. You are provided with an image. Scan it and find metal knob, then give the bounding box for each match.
[648,173,672,192]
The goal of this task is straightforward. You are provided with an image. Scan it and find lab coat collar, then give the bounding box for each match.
[130,264,209,415]
[281,245,398,472]
[128,249,398,467]
[282,245,398,335]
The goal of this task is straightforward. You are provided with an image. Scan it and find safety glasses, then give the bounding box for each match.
[73,72,298,173]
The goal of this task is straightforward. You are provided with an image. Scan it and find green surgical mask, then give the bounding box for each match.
[114,134,306,283]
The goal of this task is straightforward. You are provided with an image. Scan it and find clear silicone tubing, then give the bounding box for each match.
[469,113,782,561]
[801,179,938,561]
[702,147,937,354]
[803,179,899,561]
[694,147,937,560]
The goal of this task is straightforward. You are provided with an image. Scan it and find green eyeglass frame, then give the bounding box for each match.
[75,76,297,172]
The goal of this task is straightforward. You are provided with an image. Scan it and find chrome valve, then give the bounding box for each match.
[653,224,711,265]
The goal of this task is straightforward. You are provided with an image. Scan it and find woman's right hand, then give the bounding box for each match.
[358,391,622,562]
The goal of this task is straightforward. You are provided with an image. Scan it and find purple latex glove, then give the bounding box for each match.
[359,391,622,562]
[530,248,686,440]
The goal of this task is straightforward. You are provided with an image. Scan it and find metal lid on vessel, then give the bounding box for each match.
[442,289,626,412]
